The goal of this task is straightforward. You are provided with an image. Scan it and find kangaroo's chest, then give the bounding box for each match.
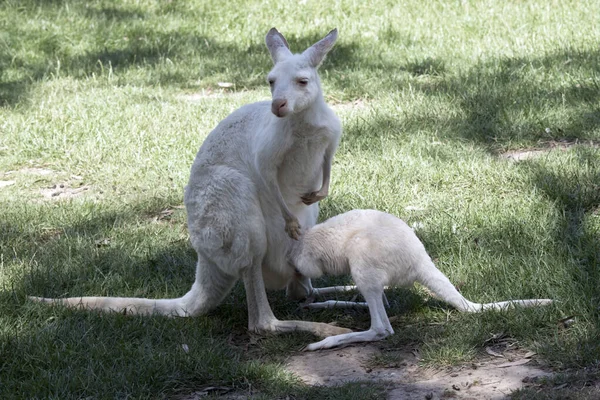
[278,132,329,199]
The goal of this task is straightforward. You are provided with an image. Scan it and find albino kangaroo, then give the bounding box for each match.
[288,209,553,351]
[30,28,349,338]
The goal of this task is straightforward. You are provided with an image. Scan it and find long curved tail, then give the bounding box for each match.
[29,259,238,317]
[28,295,194,316]
[417,260,553,313]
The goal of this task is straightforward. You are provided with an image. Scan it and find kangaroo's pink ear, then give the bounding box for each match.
[302,29,338,67]
[265,28,292,64]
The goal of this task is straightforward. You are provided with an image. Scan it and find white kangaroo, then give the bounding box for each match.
[30,28,350,338]
[288,209,553,351]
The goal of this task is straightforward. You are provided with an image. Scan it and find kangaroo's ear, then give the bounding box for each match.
[302,29,338,67]
[265,28,292,64]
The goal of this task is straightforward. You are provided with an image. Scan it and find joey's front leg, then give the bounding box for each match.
[301,149,333,206]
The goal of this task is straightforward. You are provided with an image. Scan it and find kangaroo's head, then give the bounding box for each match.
[265,28,337,118]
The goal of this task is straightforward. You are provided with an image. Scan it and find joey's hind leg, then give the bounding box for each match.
[301,145,333,206]
[305,286,393,351]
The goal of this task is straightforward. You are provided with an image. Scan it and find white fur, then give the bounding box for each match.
[30,28,349,338]
[289,210,553,351]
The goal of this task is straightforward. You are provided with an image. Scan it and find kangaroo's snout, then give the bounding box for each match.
[271,98,289,118]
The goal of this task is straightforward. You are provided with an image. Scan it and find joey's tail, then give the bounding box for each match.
[29,260,237,317]
[417,260,552,313]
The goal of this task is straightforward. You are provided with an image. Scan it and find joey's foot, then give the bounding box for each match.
[285,218,302,240]
[304,337,340,351]
[301,191,326,206]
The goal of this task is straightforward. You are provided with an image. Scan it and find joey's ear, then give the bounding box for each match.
[302,28,338,67]
[265,28,292,64]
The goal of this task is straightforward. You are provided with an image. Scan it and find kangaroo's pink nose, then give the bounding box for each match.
[271,99,288,117]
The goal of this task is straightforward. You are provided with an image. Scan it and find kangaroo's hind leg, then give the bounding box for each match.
[243,261,353,337]
[304,287,390,309]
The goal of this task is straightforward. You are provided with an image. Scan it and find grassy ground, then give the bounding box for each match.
[1,0,599,398]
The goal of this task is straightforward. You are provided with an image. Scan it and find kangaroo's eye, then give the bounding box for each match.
[297,78,309,86]
[268,79,275,86]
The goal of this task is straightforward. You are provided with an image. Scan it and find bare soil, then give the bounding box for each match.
[285,344,553,400]
[500,139,600,162]
[39,182,90,199]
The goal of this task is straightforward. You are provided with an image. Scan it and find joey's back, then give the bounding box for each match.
[296,210,430,287]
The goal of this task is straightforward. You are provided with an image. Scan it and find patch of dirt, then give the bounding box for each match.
[4,166,57,177]
[19,167,56,176]
[330,98,369,113]
[146,205,185,224]
[501,139,600,162]
[285,344,553,400]
[178,386,241,399]
[40,182,90,200]
[0,180,16,188]
[1,165,91,200]
[178,88,242,102]
[38,228,63,243]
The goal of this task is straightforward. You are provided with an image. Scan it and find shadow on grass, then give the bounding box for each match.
[0,204,196,300]
[5,0,598,154]
[337,47,599,368]
[0,201,246,397]
[0,200,389,399]
[0,1,366,106]
[415,50,599,148]
[525,151,600,367]
[2,2,599,394]
[339,48,600,154]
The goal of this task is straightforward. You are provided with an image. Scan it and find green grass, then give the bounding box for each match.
[1,0,599,398]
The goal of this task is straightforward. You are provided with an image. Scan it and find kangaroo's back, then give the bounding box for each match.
[188,101,271,175]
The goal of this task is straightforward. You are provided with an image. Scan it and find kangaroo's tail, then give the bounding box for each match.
[29,259,238,317]
[417,259,552,313]
[28,295,194,316]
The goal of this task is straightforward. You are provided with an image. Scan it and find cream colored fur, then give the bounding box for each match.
[29,28,349,338]
[289,209,553,351]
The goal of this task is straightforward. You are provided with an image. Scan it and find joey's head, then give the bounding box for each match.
[265,28,338,118]
[286,235,325,279]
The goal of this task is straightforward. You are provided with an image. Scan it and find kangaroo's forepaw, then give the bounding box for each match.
[301,191,326,206]
[285,218,302,240]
